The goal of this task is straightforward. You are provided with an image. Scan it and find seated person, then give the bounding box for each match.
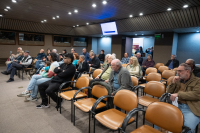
[75,55,89,79]
[82,48,90,63]
[34,49,46,70]
[3,50,32,82]
[121,53,130,64]
[59,53,63,62]
[5,47,22,67]
[136,53,143,66]
[89,55,115,87]
[98,50,105,64]
[36,53,76,109]
[101,54,111,70]
[73,53,79,67]
[158,63,200,132]
[165,54,179,69]
[89,51,100,73]
[185,59,200,77]
[126,56,142,77]
[141,54,155,75]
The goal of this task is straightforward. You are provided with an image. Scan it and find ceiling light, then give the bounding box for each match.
[74,9,78,13]
[142,34,144,35]
[135,34,137,35]
[86,23,89,25]
[0,14,3,17]
[12,0,17,3]
[183,5,188,8]
[4,9,8,11]
[129,15,133,17]
[197,31,199,32]
[6,6,11,9]
[92,4,96,8]
[167,8,171,11]
[102,1,107,5]
[41,21,44,23]
[68,12,72,15]
[139,13,143,16]
[56,16,59,18]
[73,26,75,27]
[52,17,55,19]
[44,20,47,22]
[77,25,79,26]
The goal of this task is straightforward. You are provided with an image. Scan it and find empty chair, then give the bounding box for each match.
[139,73,161,88]
[161,70,176,83]
[158,66,169,73]
[131,76,139,86]
[145,67,157,75]
[155,63,164,69]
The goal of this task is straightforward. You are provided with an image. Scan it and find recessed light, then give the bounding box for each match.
[139,13,143,16]
[73,26,75,27]
[183,5,188,8]
[0,14,3,17]
[135,34,137,35]
[68,12,72,15]
[129,15,133,17]
[142,34,144,35]
[52,17,55,19]
[12,0,17,3]
[6,6,11,9]
[197,31,199,32]
[92,4,96,8]
[77,25,79,26]
[41,21,44,23]
[44,20,47,22]
[167,8,171,11]
[74,9,78,13]
[56,16,59,18]
[4,9,8,11]
[102,1,107,5]
[86,23,89,25]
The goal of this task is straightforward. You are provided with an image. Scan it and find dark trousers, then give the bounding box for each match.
[7,62,23,79]
[142,67,147,76]
[38,80,61,105]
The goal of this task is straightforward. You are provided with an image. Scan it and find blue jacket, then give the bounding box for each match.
[83,52,91,62]
[36,53,46,60]
[16,55,24,63]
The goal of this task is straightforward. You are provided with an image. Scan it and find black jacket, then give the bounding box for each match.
[137,57,143,66]
[89,56,100,68]
[76,61,89,73]
[52,63,75,83]
[165,59,179,69]
[98,54,105,62]
[193,66,200,77]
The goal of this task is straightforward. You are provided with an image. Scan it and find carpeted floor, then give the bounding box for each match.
[0,66,199,133]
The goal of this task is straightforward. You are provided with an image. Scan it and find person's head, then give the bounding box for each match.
[124,53,128,58]
[105,54,111,62]
[64,53,74,64]
[147,54,152,60]
[82,48,86,54]
[59,54,63,60]
[62,49,67,54]
[101,50,104,54]
[47,48,51,54]
[111,59,122,72]
[112,53,116,58]
[185,59,195,69]
[171,55,176,60]
[136,53,141,58]
[40,49,44,53]
[71,48,75,53]
[19,50,24,56]
[150,46,153,50]
[177,63,191,80]
[17,47,22,53]
[47,52,58,62]
[129,56,139,66]
[52,49,57,53]
[73,53,79,60]
[139,46,143,51]
[107,55,116,64]
[45,61,51,67]
[79,55,85,63]
[89,51,95,59]
[24,50,29,57]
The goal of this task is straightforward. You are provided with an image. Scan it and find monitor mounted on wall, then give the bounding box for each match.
[100,22,118,35]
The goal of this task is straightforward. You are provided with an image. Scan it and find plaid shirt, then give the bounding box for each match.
[121,57,130,64]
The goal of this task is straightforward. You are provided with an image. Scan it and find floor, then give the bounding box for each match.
[0,66,199,133]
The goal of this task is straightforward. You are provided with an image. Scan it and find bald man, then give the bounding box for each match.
[185,59,200,77]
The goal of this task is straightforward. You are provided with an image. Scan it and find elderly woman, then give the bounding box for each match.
[142,54,155,75]
[101,54,111,70]
[126,56,142,77]
[75,55,89,79]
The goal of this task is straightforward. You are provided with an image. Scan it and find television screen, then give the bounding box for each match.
[100,22,118,35]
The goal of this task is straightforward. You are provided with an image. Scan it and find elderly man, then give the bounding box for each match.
[89,51,100,73]
[52,49,59,61]
[165,63,200,132]
[165,55,179,69]
[5,47,22,66]
[136,53,143,66]
[82,48,90,62]
[121,53,130,64]
[185,59,200,77]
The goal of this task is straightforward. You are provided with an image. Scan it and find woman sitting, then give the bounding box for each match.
[126,56,142,77]
[75,55,89,79]
[101,54,111,70]
[72,53,79,67]
[142,54,155,75]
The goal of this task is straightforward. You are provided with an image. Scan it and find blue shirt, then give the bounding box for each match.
[113,70,120,90]
[168,61,173,69]
[121,57,130,64]
[83,52,91,62]
[72,59,79,67]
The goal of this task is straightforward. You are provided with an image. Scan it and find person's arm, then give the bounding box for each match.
[54,66,63,73]
[21,58,32,66]
[165,60,170,66]
[91,58,100,68]
[128,66,140,75]
[175,60,179,68]
[57,65,75,78]
[77,62,87,72]
[149,61,155,67]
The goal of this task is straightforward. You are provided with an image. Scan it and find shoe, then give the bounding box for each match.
[17,90,30,97]
[36,103,49,109]
[2,71,9,75]
[27,75,31,80]
[24,96,37,102]
[7,78,14,82]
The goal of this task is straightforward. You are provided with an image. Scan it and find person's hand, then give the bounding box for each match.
[58,67,60,69]
[95,76,99,79]
[19,62,22,64]
[41,69,44,72]
[111,93,113,96]
[127,63,130,65]
[89,64,91,67]
[170,93,178,101]
[104,80,109,83]
[87,61,89,63]
[11,54,15,56]
[172,76,180,83]
[14,60,16,62]
[63,70,65,72]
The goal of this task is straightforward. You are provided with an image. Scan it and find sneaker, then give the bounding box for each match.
[27,75,31,80]
[36,103,49,109]
[24,96,37,102]
[17,90,30,97]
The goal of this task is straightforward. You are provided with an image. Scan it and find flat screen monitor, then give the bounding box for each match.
[100,22,118,35]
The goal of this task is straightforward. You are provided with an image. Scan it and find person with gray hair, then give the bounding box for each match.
[165,54,179,69]
[74,55,89,79]
[52,49,59,61]
[136,52,143,66]
[101,54,111,70]
[141,54,155,76]
[185,59,200,77]
[5,47,23,67]
[154,63,200,132]
[82,48,90,62]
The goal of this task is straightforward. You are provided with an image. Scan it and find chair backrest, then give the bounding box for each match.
[92,69,102,78]
[158,66,169,73]
[92,85,108,101]
[155,63,164,69]
[144,81,165,97]
[145,102,184,133]
[167,76,175,86]
[162,70,176,79]
[145,67,157,75]
[122,64,128,67]
[70,76,75,86]
[75,76,89,91]
[131,76,138,86]
[113,90,138,112]
[146,73,161,82]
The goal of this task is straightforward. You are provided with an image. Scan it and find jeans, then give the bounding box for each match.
[7,63,12,71]
[154,103,200,133]
[26,75,51,98]
[35,60,42,69]
[7,62,23,80]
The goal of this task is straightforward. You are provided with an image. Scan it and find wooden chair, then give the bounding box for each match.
[158,66,169,73]
[139,73,162,88]
[161,70,176,84]
[155,63,164,69]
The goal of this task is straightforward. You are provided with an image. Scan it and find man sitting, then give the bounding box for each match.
[36,53,75,109]
[34,49,46,70]
[167,63,200,132]
[185,59,200,77]
[5,47,22,67]
[3,50,32,82]
[165,54,179,69]
[136,53,143,66]
[121,53,130,64]
[89,51,100,73]
[75,55,89,79]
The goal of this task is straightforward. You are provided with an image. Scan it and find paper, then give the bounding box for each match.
[172,97,178,107]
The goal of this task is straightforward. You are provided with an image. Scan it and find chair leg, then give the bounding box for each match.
[143,110,145,125]
[93,115,96,133]
[48,96,50,104]
[118,129,120,133]
[136,112,138,128]
[71,100,73,122]
[195,124,198,133]
[22,69,24,80]
[89,111,91,133]
[73,104,75,126]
